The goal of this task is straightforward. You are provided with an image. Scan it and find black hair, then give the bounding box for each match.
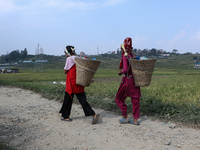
[66,45,75,55]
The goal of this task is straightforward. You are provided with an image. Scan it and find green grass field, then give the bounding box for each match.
[0,54,200,128]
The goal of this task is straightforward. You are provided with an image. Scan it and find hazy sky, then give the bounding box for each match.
[0,0,200,56]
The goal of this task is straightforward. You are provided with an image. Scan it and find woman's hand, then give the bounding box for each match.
[118,71,123,76]
[64,70,68,74]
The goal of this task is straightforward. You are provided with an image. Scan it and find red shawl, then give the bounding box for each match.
[119,37,134,69]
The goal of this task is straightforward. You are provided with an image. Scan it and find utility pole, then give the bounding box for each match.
[97,46,99,55]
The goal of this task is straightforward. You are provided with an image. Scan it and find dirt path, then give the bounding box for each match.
[0,86,200,150]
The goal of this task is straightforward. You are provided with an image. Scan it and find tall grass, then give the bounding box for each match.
[84,74,200,124]
[143,75,200,105]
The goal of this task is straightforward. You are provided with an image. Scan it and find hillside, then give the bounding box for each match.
[1,53,199,71]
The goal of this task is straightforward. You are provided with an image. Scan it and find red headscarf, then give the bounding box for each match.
[119,37,134,69]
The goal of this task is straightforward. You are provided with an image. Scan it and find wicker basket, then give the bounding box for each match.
[75,57,101,86]
[130,58,157,87]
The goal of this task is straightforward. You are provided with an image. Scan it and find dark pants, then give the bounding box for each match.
[59,92,95,119]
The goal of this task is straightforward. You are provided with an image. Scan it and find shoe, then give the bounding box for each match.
[119,117,129,123]
[61,118,72,122]
[91,114,100,124]
[129,120,140,126]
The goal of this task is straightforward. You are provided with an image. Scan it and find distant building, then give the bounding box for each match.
[194,63,200,68]
[0,67,10,74]
[35,60,48,63]
[107,51,116,54]
[23,60,33,63]
[11,62,18,65]
[160,54,170,57]
[7,68,19,73]
[0,63,10,66]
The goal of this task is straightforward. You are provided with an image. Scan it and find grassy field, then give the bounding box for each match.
[0,54,200,128]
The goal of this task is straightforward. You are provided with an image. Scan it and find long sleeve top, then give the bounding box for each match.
[116,54,141,98]
[64,56,84,96]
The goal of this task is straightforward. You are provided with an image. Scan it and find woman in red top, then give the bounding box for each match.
[115,37,141,125]
[59,46,99,124]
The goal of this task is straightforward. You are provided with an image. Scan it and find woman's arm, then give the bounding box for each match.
[122,55,128,75]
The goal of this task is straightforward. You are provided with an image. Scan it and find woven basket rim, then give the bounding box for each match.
[130,58,157,61]
[75,57,101,63]
[75,57,100,73]
[130,58,157,87]
[75,57,100,86]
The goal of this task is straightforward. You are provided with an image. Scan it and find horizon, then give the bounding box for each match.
[1,48,198,57]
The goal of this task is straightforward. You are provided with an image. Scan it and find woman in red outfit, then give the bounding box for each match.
[59,45,99,124]
[115,37,141,125]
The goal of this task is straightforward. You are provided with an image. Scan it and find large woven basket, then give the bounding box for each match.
[130,58,157,87]
[75,57,101,86]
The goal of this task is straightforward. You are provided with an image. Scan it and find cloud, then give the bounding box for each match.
[165,29,200,53]
[171,30,186,43]
[35,0,99,10]
[34,0,125,10]
[102,0,125,6]
[156,39,165,48]
[132,36,147,45]
[0,0,125,15]
[0,0,15,14]
[158,30,187,52]
[188,29,200,43]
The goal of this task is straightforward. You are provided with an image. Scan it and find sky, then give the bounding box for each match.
[0,0,200,56]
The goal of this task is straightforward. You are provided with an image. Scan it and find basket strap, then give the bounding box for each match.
[69,55,96,73]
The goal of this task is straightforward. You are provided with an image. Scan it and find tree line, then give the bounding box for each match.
[0,47,197,63]
[0,48,28,63]
[101,48,177,58]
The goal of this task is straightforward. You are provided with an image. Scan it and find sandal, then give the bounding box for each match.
[61,118,73,122]
[91,114,100,124]
[129,120,140,126]
[119,117,129,123]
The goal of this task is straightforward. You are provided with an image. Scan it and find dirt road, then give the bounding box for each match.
[0,87,200,150]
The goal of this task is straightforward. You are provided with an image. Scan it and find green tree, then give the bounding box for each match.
[117,48,120,54]
[172,49,178,53]
[150,48,157,56]
[20,48,28,58]
[9,50,20,61]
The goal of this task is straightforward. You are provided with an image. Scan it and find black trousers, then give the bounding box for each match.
[59,92,95,119]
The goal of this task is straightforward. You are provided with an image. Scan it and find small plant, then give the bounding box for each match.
[0,144,16,150]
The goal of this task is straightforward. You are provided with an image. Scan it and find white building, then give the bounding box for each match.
[194,63,200,68]
[35,60,48,63]
[23,60,33,63]
[160,54,170,57]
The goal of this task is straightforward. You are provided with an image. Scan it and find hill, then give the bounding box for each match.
[0,53,199,71]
